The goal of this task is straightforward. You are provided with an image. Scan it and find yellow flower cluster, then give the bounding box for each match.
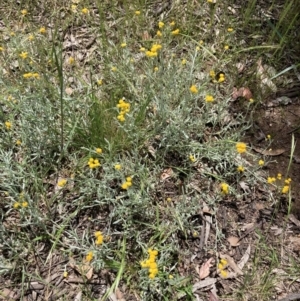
[117,98,130,122]
[145,43,162,58]
[23,72,40,79]
[190,85,198,94]
[158,21,164,29]
[237,166,244,172]
[221,183,229,195]
[258,160,264,166]
[13,201,28,209]
[85,251,93,262]
[121,176,132,190]
[115,164,122,170]
[205,95,214,102]
[57,179,67,187]
[189,155,196,162]
[171,29,180,35]
[282,178,292,194]
[5,121,12,130]
[95,231,104,245]
[267,176,276,184]
[19,52,28,59]
[236,142,247,154]
[218,73,225,83]
[88,158,100,169]
[140,249,159,279]
[217,258,228,279]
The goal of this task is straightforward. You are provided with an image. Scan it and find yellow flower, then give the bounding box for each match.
[282,185,289,194]
[111,66,117,71]
[220,269,228,279]
[190,85,198,94]
[117,114,125,122]
[21,9,28,16]
[218,73,225,83]
[140,47,146,52]
[63,271,68,278]
[285,178,292,184]
[224,45,229,50]
[158,21,164,29]
[266,134,271,140]
[28,34,34,41]
[209,70,215,78]
[150,44,162,52]
[169,274,174,279]
[181,59,187,65]
[97,79,103,85]
[121,42,127,47]
[19,52,28,59]
[39,27,46,34]
[21,201,28,208]
[249,98,254,103]
[277,173,282,180]
[96,148,102,154]
[189,155,196,162]
[236,142,247,154]
[85,251,93,262]
[68,57,75,64]
[258,160,264,166]
[237,166,244,172]
[121,182,129,190]
[154,67,159,72]
[57,179,67,187]
[114,163,121,170]
[156,30,162,37]
[267,177,276,184]
[32,73,40,79]
[171,29,180,35]
[221,183,229,195]
[5,121,12,130]
[166,197,172,202]
[199,40,204,45]
[16,139,22,146]
[88,158,100,169]
[146,51,157,57]
[126,176,132,182]
[95,232,104,245]
[170,21,175,26]
[135,10,141,15]
[13,202,20,209]
[0,46,4,52]
[81,8,89,14]
[10,32,15,36]
[205,95,214,102]
[227,27,234,32]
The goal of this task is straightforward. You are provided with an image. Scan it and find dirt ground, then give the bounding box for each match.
[249,96,300,217]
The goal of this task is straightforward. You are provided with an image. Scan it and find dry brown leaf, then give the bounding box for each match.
[197,257,213,279]
[289,214,300,227]
[209,291,219,301]
[238,245,251,270]
[74,291,82,301]
[219,254,243,275]
[115,288,125,300]
[65,87,73,95]
[232,87,253,100]
[148,145,156,158]
[142,31,150,40]
[239,181,250,193]
[85,267,93,280]
[227,236,240,247]
[160,168,173,181]
[271,226,283,236]
[252,145,285,156]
